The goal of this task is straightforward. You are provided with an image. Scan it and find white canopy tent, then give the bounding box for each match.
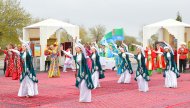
[23,19,79,71]
[143,19,190,66]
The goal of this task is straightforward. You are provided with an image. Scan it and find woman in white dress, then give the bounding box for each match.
[62,41,94,102]
[162,42,180,88]
[126,44,150,92]
[90,43,105,89]
[11,38,38,97]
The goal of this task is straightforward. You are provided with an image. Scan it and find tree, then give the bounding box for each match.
[0,0,31,49]
[89,25,106,43]
[123,35,141,51]
[176,12,182,22]
[79,26,92,44]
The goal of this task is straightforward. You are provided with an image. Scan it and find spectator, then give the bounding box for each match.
[178,42,188,73]
[45,55,51,72]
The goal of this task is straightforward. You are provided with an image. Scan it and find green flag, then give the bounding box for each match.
[104,31,112,39]
[112,28,124,40]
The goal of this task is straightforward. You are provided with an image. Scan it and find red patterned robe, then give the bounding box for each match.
[0,50,14,77]
[156,47,166,69]
[12,51,22,80]
[145,49,156,71]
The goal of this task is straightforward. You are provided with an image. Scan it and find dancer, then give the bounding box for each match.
[63,47,74,72]
[12,45,22,80]
[48,42,60,78]
[11,38,38,97]
[62,40,94,102]
[155,43,166,73]
[111,42,133,84]
[144,45,156,76]
[126,44,150,92]
[85,43,93,72]
[90,42,105,89]
[162,42,180,88]
[111,43,121,74]
[0,44,14,77]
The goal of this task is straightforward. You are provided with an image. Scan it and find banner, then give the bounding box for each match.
[112,28,124,41]
[100,28,124,45]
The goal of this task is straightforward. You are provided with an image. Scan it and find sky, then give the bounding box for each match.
[20,0,190,38]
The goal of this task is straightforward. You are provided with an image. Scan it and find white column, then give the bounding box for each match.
[39,28,47,71]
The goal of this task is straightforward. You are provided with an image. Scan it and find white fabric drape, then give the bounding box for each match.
[165,70,177,88]
[118,70,131,84]
[18,76,38,97]
[92,71,100,89]
[79,80,92,102]
[136,75,149,92]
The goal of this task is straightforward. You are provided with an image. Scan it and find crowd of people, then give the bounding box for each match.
[0,44,22,80]
[0,37,189,102]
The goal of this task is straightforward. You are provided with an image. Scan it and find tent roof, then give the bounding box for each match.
[144,19,190,28]
[25,19,78,29]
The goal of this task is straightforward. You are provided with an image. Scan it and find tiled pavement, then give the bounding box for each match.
[0,70,190,108]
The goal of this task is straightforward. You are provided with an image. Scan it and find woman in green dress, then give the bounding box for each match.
[62,41,94,102]
[90,43,105,89]
[126,44,150,92]
[11,38,38,97]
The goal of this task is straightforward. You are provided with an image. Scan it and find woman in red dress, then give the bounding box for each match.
[145,45,156,76]
[155,43,166,73]
[12,45,22,80]
[0,44,15,77]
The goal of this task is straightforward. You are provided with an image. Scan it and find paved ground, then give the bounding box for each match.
[0,69,190,108]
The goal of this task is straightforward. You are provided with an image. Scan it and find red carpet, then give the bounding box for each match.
[0,70,190,108]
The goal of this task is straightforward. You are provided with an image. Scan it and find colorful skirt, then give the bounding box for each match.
[48,58,60,78]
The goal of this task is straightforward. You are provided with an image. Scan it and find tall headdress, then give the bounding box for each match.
[132,44,145,57]
[75,38,87,58]
[19,37,31,55]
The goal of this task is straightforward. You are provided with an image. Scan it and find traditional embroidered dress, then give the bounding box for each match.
[126,44,150,92]
[62,42,94,102]
[63,49,74,72]
[48,49,60,78]
[74,53,94,102]
[0,49,14,77]
[90,52,105,88]
[145,49,156,76]
[163,45,180,88]
[163,52,180,88]
[156,47,166,73]
[117,52,133,84]
[12,51,22,80]
[11,49,38,97]
[134,53,150,92]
